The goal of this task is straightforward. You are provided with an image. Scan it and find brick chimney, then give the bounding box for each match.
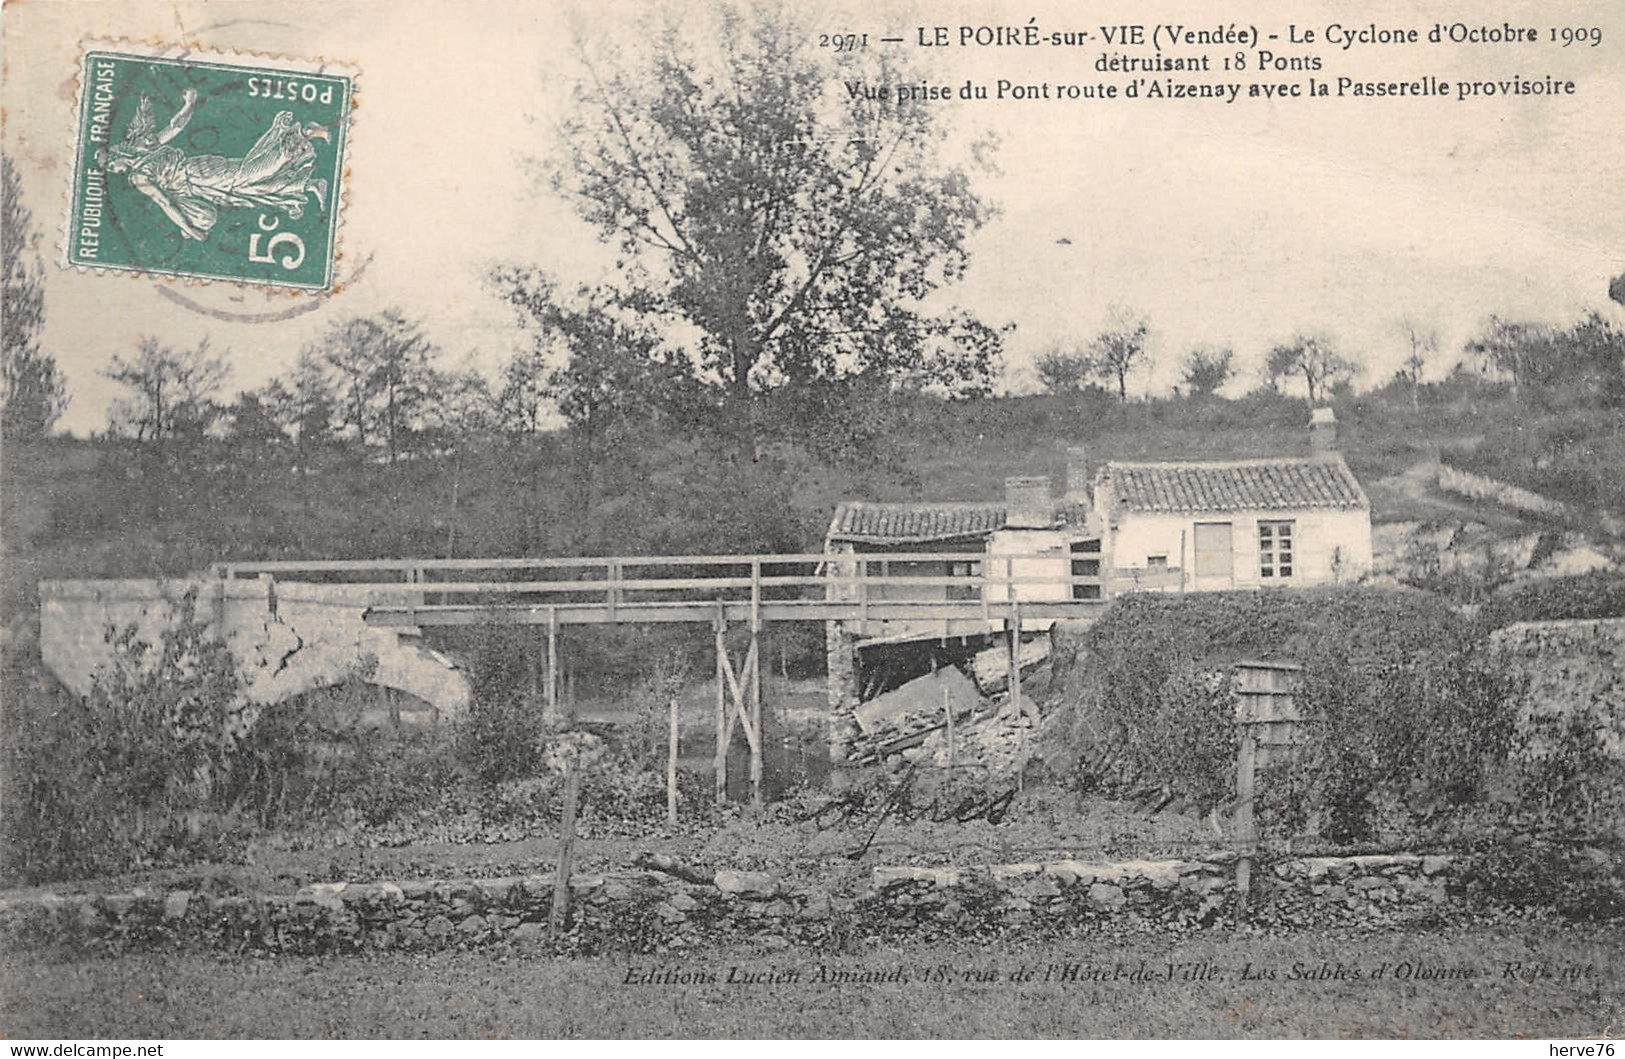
[1064,445,1091,505]
[1004,476,1053,528]
[1310,406,1338,456]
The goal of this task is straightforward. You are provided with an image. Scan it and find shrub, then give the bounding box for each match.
[453,625,549,785]
[456,689,547,786]
[1477,573,1625,631]
[1,591,247,882]
[0,592,463,884]
[1062,588,1522,844]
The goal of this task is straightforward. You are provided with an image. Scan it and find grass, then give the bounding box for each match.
[3,927,1621,1038]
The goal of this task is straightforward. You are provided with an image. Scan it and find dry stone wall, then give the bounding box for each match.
[1438,464,1569,517]
[0,853,1462,955]
[1492,618,1625,759]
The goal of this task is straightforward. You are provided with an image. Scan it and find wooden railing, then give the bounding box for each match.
[210,552,1179,628]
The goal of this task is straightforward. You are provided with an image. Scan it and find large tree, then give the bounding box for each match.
[103,337,228,443]
[320,310,439,465]
[494,268,680,533]
[1033,343,1093,395]
[1396,320,1437,411]
[1180,345,1233,397]
[1467,313,1624,407]
[2,152,68,441]
[550,5,1004,454]
[1267,333,1355,407]
[260,350,338,519]
[1088,305,1150,402]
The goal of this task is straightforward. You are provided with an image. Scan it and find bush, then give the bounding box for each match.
[453,626,548,785]
[456,690,547,786]
[1,591,249,882]
[231,678,460,828]
[1062,588,1522,844]
[0,592,461,884]
[1477,573,1625,631]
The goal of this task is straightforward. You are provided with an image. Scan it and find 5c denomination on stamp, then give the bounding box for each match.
[66,43,354,291]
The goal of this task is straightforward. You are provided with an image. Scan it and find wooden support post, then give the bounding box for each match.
[944,683,955,769]
[749,567,763,810]
[545,605,559,721]
[1010,601,1025,790]
[748,630,763,810]
[549,757,581,938]
[667,692,679,826]
[1010,601,1024,719]
[1234,727,1258,927]
[750,560,762,631]
[857,559,868,634]
[714,601,728,806]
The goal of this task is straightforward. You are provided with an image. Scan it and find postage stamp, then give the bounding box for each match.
[64,44,354,291]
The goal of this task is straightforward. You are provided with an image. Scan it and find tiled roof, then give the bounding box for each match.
[827,502,1008,543]
[1102,458,1368,514]
[827,500,1096,543]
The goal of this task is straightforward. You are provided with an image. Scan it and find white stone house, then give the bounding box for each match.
[1093,410,1372,591]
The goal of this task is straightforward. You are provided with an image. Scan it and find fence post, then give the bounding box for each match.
[1233,727,1258,927]
[547,606,560,719]
[1011,599,1026,790]
[550,756,581,938]
[1231,660,1301,926]
[714,600,728,806]
[667,693,679,827]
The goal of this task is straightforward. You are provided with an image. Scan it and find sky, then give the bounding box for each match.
[4,0,1623,435]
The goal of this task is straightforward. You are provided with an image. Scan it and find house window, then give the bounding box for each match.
[1259,520,1295,579]
[1069,540,1101,600]
[1147,555,1168,569]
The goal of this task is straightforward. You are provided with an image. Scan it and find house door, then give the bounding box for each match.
[1192,522,1234,588]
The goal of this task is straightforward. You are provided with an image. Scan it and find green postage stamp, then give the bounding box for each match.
[65,43,354,291]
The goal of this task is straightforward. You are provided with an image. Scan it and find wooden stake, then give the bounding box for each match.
[944,683,955,769]
[545,606,559,720]
[714,603,727,806]
[1234,727,1258,927]
[667,692,679,826]
[1011,601,1026,791]
[749,628,763,810]
[549,757,581,938]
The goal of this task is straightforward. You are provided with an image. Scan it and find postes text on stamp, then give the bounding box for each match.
[66,45,353,291]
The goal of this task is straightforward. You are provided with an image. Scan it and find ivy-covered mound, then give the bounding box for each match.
[1056,587,1522,845]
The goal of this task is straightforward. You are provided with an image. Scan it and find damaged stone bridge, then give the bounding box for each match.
[38,577,469,724]
[41,551,1119,802]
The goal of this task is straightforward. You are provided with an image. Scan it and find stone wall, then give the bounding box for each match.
[1492,617,1625,759]
[38,578,470,722]
[1438,463,1569,517]
[0,853,1461,955]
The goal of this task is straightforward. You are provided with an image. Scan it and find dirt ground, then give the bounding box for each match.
[5,926,1620,1038]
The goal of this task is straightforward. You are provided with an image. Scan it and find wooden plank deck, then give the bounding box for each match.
[210,551,1131,629]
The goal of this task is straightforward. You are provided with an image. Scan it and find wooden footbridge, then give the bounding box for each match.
[211,552,1159,805]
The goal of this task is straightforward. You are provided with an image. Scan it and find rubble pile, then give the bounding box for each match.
[846,635,1057,775]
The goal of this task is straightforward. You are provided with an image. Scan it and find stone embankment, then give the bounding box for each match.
[0,853,1460,955]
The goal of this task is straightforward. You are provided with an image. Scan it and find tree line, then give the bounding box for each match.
[1033,302,1624,409]
[6,1,1623,454]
